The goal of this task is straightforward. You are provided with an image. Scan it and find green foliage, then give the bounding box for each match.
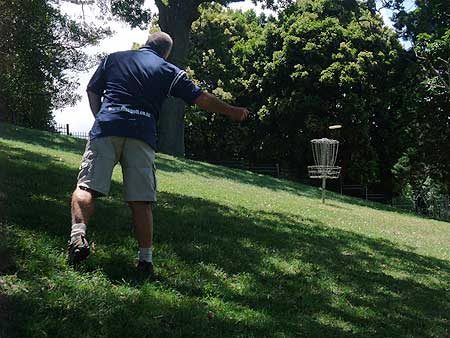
[185,1,406,189]
[393,152,448,218]
[394,0,450,41]
[259,0,407,185]
[0,0,109,129]
[111,0,152,28]
[185,5,267,161]
[392,0,450,193]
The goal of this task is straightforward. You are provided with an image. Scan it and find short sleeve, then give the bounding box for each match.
[168,71,203,105]
[87,56,108,95]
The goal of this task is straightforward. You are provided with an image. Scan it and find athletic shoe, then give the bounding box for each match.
[136,261,156,280]
[67,235,90,265]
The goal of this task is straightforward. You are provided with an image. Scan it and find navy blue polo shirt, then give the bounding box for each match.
[86,46,203,150]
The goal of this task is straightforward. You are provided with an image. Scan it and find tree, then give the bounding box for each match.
[155,0,273,155]
[252,0,406,186]
[392,0,450,193]
[0,0,109,129]
[184,4,268,161]
[183,1,408,193]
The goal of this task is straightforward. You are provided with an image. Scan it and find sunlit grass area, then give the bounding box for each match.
[1,123,449,338]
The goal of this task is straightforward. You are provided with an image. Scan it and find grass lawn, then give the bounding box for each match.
[0,122,449,338]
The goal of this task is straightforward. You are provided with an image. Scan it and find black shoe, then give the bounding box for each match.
[67,235,90,265]
[136,261,156,280]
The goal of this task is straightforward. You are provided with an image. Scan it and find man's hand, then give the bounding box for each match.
[229,107,250,122]
[194,92,250,122]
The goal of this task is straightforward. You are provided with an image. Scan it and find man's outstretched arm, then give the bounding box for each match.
[87,91,102,117]
[193,92,249,122]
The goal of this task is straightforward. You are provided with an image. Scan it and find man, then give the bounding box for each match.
[67,32,249,278]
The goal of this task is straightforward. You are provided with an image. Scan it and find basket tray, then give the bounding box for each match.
[308,165,341,179]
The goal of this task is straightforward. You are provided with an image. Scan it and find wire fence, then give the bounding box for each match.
[54,124,89,140]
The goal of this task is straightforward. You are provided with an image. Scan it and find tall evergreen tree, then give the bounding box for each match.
[0,0,108,129]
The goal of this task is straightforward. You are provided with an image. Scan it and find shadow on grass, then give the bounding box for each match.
[150,192,449,336]
[0,122,86,154]
[1,142,449,338]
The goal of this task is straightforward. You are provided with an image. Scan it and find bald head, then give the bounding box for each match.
[145,32,173,59]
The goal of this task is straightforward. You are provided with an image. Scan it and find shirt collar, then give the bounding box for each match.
[140,46,163,58]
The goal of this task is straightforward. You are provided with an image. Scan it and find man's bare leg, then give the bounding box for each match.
[128,201,153,248]
[128,201,155,278]
[68,187,95,265]
[71,187,95,225]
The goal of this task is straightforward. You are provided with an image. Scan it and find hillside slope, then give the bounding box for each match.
[1,123,449,338]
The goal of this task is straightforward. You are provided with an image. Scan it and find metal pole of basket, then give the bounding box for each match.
[308,138,341,204]
[322,177,326,203]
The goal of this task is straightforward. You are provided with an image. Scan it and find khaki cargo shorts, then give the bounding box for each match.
[77,136,157,202]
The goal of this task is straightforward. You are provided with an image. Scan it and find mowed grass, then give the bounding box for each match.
[0,122,449,338]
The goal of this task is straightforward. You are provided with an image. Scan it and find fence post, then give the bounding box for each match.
[275,163,280,177]
[65,124,70,135]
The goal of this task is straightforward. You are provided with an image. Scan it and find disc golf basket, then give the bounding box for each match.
[308,138,341,204]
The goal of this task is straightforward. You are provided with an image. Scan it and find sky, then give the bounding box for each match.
[54,0,404,132]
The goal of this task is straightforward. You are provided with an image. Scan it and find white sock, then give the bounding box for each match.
[138,247,153,263]
[71,223,86,240]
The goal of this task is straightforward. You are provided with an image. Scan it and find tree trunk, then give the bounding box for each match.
[156,0,200,156]
[0,93,8,122]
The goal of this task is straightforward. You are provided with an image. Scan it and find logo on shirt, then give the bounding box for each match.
[108,106,153,118]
